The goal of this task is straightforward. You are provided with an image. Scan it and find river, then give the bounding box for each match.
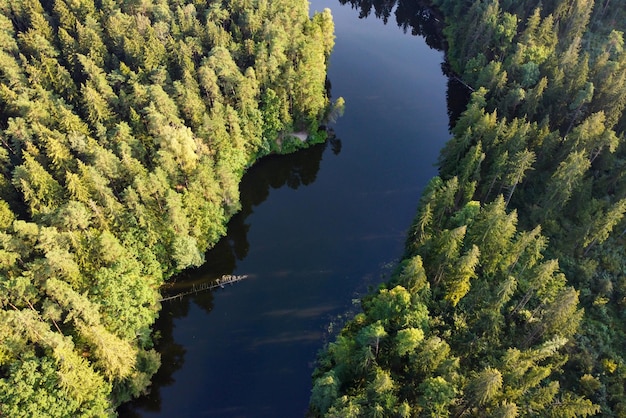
[120,0,462,416]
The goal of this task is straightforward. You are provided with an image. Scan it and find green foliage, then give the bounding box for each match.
[466,367,503,406]
[311,370,339,415]
[0,354,110,418]
[417,376,456,417]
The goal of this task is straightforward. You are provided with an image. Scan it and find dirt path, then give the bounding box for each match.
[290,131,309,141]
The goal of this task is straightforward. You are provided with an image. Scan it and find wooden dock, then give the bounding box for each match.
[158,274,249,302]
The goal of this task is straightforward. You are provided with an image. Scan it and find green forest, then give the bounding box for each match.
[0,0,335,416]
[310,0,626,417]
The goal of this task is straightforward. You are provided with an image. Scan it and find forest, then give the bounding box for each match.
[310,0,626,416]
[0,0,336,416]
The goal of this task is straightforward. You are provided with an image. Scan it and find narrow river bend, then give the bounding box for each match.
[121,0,462,416]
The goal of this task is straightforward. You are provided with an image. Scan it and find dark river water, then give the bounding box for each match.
[121,0,463,416]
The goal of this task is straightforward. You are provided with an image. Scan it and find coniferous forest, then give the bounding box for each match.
[310,0,626,417]
[2,0,626,416]
[0,0,335,415]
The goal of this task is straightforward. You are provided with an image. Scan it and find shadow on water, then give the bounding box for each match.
[181,137,332,297]
[337,0,471,129]
[119,140,333,416]
[338,0,445,49]
[165,137,332,304]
